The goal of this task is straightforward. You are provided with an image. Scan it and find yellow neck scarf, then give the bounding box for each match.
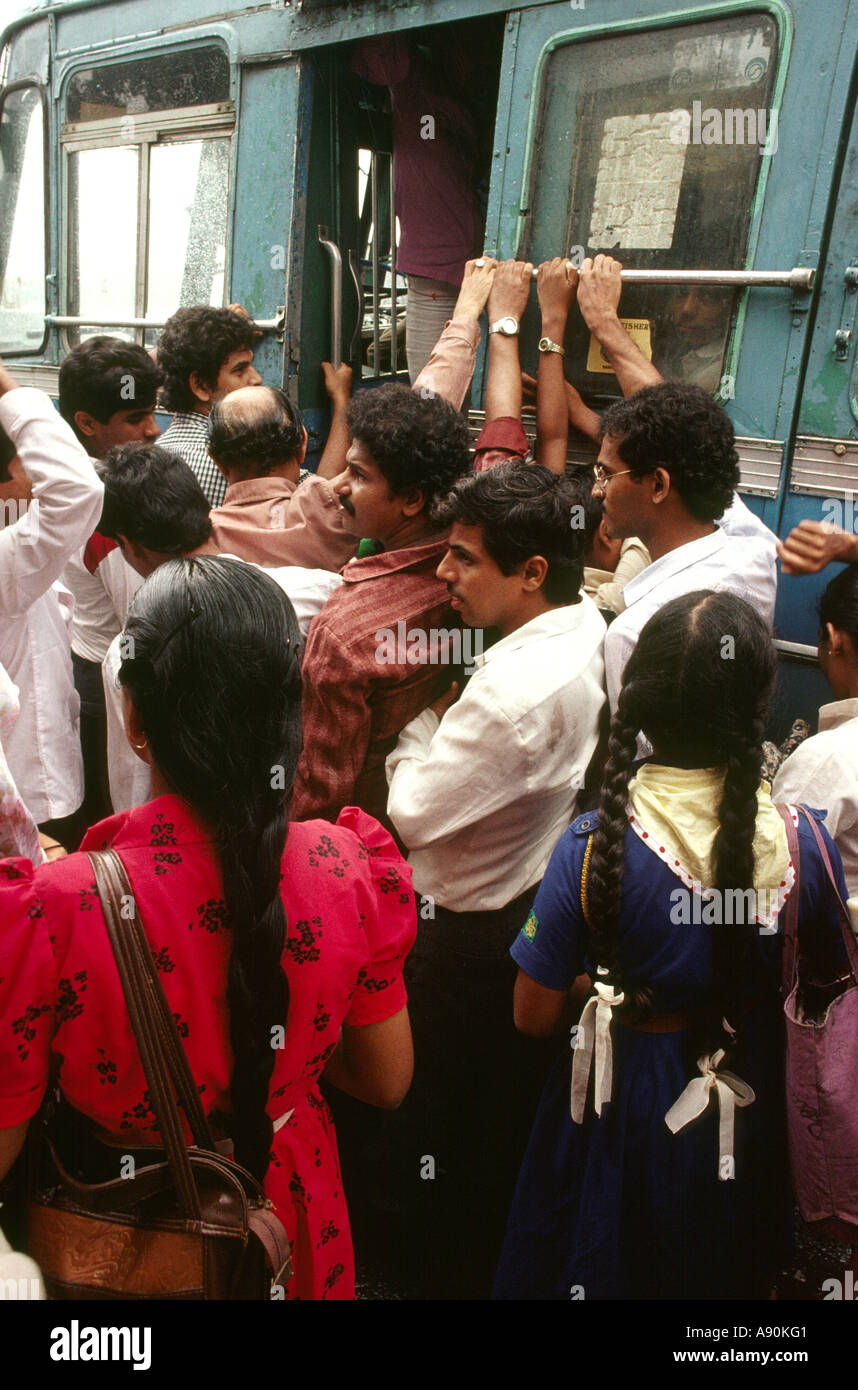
[627,763,789,896]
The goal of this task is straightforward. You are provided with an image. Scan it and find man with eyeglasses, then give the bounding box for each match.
[596,382,778,716]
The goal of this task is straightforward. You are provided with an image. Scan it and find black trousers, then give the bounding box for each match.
[331,882,561,1299]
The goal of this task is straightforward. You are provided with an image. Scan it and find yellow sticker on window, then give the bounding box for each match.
[586,318,653,374]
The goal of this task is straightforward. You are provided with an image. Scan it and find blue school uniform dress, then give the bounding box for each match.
[492,806,848,1301]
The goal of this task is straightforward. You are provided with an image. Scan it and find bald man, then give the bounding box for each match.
[207,385,358,572]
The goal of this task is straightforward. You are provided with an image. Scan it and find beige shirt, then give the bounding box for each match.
[772,698,858,898]
[583,537,651,615]
[209,473,358,573]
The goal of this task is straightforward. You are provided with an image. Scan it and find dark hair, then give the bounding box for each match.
[432,461,585,603]
[0,422,15,481]
[819,564,858,647]
[157,307,256,413]
[208,386,304,476]
[119,556,302,1179]
[599,382,739,523]
[587,590,776,1050]
[98,443,212,554]
[58,337,163,444]
[347,383,470,506]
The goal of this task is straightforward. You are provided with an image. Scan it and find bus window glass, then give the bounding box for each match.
[68,146,139,336]
[67,47,229,123]
[0,88,45,352]
[523,13,778,397]
[146,139,230,323]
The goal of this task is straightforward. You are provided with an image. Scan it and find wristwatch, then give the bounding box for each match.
[489,316,519,337]
[538,337,565,355]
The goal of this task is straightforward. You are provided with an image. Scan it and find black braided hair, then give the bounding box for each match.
[587,590,777,1043]
[119,556,302,1179]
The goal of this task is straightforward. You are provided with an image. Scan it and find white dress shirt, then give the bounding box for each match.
[64,532,142,664]
[605,519,777,715]
[772,698,858,898]
[0,388,104,820]
[103,556,342,812]
[385,597,607,912]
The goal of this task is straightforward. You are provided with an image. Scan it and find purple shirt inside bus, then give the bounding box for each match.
[352,36,484,286]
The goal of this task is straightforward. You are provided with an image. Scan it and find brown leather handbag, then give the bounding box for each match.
[27,848,292,1299]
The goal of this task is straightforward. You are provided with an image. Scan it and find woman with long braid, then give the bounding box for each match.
[0,557,415,1299]
[494,590,848,1300]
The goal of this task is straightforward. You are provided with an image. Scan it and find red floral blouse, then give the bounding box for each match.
[0,794,416,1300]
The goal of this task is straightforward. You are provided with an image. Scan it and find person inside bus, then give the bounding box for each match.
[382,461,606,1298]
[290,385,471,831]
[351,25,497,382]
[206,384,359,572]
[493,590,846,1301]
[0,554,416,1301]
[156,305,263,508]
[595,383,778,717]
[772,564,858,898]
[58,338,164,831]
[0,357,104,849]
[95,442,341,813]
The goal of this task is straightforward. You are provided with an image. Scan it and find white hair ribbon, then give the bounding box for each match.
[664,1049,755,1179]
[570,981,625,1124]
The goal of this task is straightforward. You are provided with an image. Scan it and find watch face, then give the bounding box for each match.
[499,316,518,335]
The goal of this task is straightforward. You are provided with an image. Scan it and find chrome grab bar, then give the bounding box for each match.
[318,225,343,370]
[525,266,815,290]
[46,312,286,332]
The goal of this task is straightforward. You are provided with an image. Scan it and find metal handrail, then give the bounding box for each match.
[317,225,343,370]
[525,266,816,290]
[45,313,284,331]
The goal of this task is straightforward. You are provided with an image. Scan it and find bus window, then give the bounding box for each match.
[522,12,778,399]
[62,48,234,343]
[0,87,45,353]
[66,47,229,122]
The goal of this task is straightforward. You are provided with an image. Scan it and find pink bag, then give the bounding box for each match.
[777,804,858,1243]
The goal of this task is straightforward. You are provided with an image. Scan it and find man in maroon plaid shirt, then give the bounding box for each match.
[290,383,471,831]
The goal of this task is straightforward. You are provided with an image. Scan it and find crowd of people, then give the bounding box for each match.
[0,248,856,1302]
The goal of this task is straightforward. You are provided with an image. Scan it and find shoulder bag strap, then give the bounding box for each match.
[88,849,212,1219]
[794,806,858,982]
[775,804,801,993]
[89,849,216,1149]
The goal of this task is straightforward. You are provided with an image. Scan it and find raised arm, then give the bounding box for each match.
[535,258,578,476]
[577,255,663,397]
[316,362,354,480]
[484,260,532,424]
[0,361,104,618]
[412,256,497,409]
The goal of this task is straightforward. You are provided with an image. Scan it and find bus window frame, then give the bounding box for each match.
[0,78,49,357]
[58,37,238,348]
[513,0,794,398]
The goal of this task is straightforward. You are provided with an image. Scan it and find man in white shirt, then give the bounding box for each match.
[0,359,104,835]
[597,382,777,714]
[97,443,341,810]
[773,564,858,897]
[382,461,605,1299]
[58,337,164,827]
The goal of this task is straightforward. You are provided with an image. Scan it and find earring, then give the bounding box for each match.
[131,736,148,751]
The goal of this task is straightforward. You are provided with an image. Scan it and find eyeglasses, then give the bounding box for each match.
[593,464,634,488]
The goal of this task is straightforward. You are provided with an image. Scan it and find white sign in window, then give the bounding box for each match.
[588,111,687,251]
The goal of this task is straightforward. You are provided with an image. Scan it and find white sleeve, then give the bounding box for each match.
[386,691,525,850]
[772,741,853,841]
[262,565,344,637]
[0,388,104,618]
[102,637,151,812]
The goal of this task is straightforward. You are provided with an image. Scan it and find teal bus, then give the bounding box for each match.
[3,0,858,730]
